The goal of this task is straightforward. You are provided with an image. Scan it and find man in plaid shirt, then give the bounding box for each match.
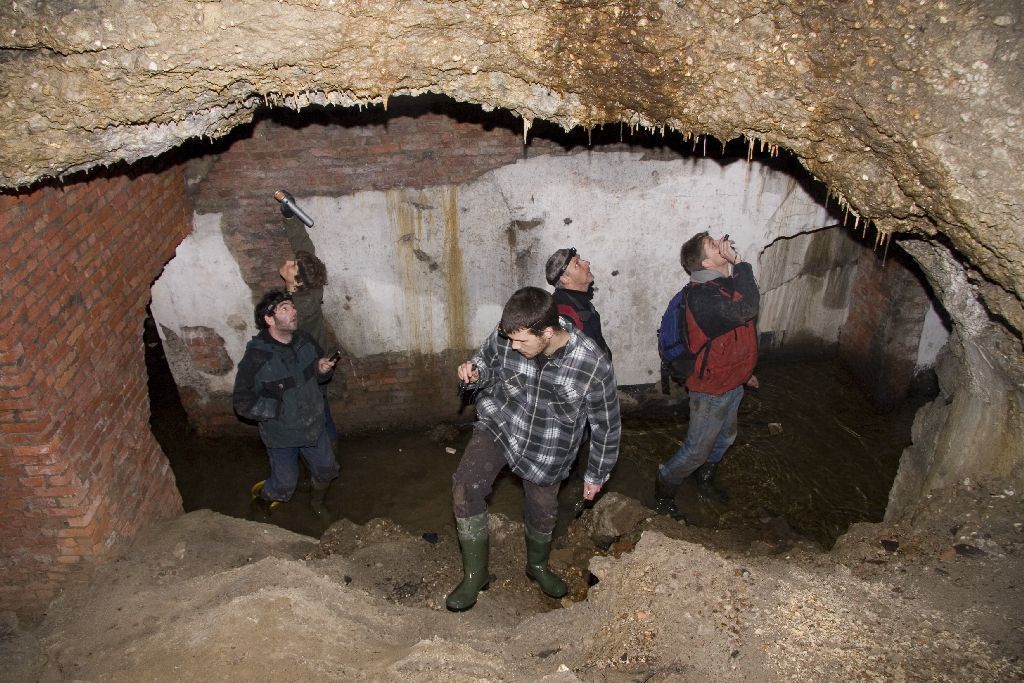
[446,286,621,611]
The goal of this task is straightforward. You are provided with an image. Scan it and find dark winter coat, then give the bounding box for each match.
[232,329,327,447]
[553,287,612,360]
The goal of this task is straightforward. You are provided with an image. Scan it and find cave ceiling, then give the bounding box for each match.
[1,0,1021,332]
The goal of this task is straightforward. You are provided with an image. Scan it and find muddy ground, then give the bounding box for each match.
[154,356,922,550]
[1,477,1020,681]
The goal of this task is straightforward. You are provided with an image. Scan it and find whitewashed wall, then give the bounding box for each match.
[153,151,840,388]
[151,213,253,399]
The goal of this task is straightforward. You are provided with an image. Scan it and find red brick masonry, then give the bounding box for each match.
[1,168,189,618]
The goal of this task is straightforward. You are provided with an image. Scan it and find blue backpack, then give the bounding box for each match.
[657,285,711,391]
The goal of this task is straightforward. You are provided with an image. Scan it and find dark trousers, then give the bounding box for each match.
[263,426,339,501]
[452,428,560,535]
[324,402,338,441]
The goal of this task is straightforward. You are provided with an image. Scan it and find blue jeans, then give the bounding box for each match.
[658,385,744,486]
[263,426,339,501]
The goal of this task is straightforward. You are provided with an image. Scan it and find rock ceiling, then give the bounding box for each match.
[1,0,1021,333]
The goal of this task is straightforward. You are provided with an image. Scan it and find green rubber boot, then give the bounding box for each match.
[445,513,490,612]
[524,525,568,599]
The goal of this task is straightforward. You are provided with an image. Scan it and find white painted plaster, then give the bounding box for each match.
[757,228,859,349]
[150,212,254,392]
[154,151,836,390]
[298,152,833,384]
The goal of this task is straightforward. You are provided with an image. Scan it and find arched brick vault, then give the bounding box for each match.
[0,1,1021,610]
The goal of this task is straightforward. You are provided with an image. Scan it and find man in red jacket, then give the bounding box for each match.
[654,231,760,519]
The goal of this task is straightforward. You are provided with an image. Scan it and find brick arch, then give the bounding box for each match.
[1,169,189,617]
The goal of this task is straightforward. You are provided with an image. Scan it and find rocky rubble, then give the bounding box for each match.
[1,479,1020,681]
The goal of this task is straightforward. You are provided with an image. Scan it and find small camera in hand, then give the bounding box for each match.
[457,381,475,400]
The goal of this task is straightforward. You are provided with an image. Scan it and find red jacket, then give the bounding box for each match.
[684,263,760,395]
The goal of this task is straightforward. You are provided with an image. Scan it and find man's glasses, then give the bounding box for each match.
[555,247,577,281]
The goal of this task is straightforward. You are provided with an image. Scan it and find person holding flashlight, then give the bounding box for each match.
[654,231,760,519]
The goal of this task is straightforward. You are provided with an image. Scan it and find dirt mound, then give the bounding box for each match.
[2,482,1021,681]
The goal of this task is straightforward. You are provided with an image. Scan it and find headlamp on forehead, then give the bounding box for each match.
[555,247,577,281]
[254,291,293,329]
[261,297,289,318]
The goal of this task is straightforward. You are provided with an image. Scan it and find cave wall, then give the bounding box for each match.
[0,167,188,617]
[149,108,852,432]
[1,0,1021,611]
[886,239,1024,521]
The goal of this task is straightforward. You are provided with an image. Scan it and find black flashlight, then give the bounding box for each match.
[274,190,315,228]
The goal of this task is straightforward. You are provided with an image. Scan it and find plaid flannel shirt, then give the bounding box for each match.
[470,318,621,486]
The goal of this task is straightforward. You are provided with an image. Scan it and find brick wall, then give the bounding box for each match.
[183,98,565,433]
[181,326,233,375]
[191,98,548,296]
[0,166,189,618]
[838,240,931,410]
[332,349,473,432]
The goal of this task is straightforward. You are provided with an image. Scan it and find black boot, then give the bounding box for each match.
[309,480,331,519]
[654,475,686,522]
[695,462,729,504]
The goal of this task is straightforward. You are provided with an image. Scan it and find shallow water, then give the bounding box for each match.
[148,325,923,548]
[611,360,923,547]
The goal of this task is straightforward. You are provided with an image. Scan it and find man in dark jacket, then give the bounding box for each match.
[544,247,611,359]
[233,290,340,520]
[654,232,760,519]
